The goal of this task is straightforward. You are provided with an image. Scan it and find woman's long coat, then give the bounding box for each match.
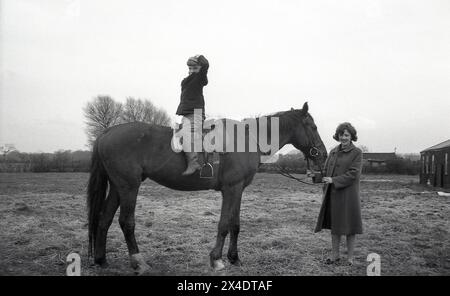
[315,142,363,235]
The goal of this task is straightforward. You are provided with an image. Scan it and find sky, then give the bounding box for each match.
[1,0,449,154]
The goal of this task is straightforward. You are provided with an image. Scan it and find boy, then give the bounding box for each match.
[176,55,209,175]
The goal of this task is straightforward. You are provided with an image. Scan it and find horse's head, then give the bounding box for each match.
[288,102,327,172]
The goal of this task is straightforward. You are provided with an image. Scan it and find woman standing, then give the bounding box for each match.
[314,122,363,266]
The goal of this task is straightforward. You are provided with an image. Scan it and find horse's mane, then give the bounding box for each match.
[255,109,310,131]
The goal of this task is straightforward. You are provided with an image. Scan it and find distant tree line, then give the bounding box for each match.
[258,153,308,174]
[258,152,421,175]
[0,150,92,173]
[1,149,421,174]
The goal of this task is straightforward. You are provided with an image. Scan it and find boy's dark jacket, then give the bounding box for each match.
[176,56,209,117]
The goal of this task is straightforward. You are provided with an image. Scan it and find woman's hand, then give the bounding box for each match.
[323,177,333,184]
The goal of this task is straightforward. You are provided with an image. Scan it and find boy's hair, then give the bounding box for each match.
[333,122,358,141]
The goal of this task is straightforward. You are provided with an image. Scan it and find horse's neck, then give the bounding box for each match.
[256,115,292,153]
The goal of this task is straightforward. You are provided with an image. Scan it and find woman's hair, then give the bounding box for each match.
[333,122,358,142]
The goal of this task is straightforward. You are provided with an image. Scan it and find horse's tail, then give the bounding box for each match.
[87,138,108,258]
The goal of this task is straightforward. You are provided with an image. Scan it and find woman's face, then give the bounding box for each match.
[339,129,352,146]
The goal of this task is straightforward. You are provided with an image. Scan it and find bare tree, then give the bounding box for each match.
[122,97,171,126]
[1,143,16,162]
[84,96,172,148]
[142,100,157,123]
[152,108,171,126]
[83,95,123,148]
[121,97,148,122]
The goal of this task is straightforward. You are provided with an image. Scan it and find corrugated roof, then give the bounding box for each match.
[421,139,450,153]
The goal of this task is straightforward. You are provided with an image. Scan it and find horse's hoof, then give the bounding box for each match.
[230,259,242,267]
[133,263,150,276]
[212,259,225,271]
[94,257,108,268]
[130,253,150,275]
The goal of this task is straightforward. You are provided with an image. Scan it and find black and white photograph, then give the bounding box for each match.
[0,0,449,280]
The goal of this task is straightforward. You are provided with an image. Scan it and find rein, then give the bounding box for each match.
[276,157,323,186]
[276,114,326,186]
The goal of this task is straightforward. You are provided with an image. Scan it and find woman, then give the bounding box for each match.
[176,54,209,175]
[314,122,363,266]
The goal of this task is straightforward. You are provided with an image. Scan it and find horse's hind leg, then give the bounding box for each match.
[117,185,150,275]
[94,184,120,266]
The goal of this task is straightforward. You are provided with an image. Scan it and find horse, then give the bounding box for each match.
[86,102,327,275]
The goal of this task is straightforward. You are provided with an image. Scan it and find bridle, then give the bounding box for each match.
[277,115,324,185]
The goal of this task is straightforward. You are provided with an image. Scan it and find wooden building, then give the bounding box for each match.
[362,152,397,167]
[420,139,450,188]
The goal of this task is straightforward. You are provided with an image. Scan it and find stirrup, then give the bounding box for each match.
[200,162,213,178]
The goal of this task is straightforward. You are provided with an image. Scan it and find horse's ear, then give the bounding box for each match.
[301,102,309,115]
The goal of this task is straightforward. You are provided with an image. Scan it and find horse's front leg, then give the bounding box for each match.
[209,203,230,271]
[210,181,244,271]
[227,190,243,266]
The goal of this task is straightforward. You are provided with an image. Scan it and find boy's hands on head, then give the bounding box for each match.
[187,54,209,74]
[197,55,209,70]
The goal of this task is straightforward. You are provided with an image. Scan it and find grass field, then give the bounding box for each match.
[0,172,449,276]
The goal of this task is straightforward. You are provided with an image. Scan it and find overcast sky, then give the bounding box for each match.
[1,0,449,154]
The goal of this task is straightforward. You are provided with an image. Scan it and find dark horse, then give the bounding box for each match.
[87,102,327,274]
